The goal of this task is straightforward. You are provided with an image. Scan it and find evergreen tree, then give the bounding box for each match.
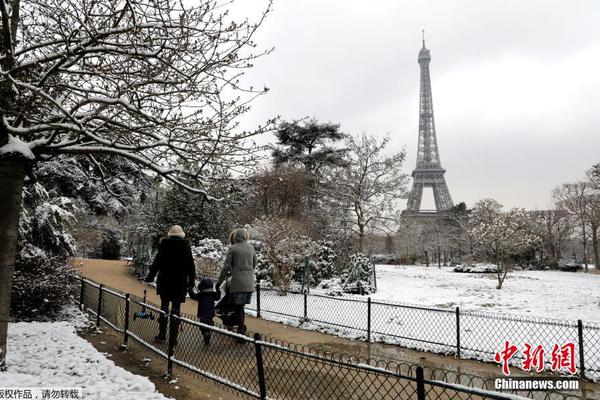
[272,118,348,175]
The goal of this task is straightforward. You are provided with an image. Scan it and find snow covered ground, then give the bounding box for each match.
[248,265,600,380]
[371,265,600,322]
[0,307,170,400]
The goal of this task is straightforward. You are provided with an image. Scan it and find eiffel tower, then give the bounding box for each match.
[404,33,454,217]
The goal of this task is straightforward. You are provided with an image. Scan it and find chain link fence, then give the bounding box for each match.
[248,286,600,383]
[77,277,531,400]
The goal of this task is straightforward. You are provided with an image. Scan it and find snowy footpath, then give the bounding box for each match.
[0,308,170,400]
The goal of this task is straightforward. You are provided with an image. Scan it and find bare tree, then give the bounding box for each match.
[324,134,408,253]
[535,208,572,262]
[586,166,600,269]
[0,0,273,367]
[250,217,311,293]
[553,183,591,272]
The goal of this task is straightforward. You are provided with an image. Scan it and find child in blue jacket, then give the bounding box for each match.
[188,277,220,345]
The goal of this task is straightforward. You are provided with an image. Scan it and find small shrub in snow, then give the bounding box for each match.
[371,254,400,265]
[318,278,344,296]
[12,246,77,320]
[192,238,227,260]
[249,240,273,284]
[343,280,376,295]
[342,254,376,294]
[453,263,499,273]
[312,240,336,283]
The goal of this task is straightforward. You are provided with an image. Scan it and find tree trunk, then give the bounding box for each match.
[0,158,27,369]
[592,224,599,272]
[424,250,429,267]
[582,221,589,273]
[358,224,365,254]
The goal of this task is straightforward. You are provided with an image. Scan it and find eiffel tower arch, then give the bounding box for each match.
[403,34,454,218]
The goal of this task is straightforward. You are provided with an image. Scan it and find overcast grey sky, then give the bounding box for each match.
[233,0,600,210]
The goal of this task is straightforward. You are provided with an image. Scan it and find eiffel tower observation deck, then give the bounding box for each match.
[403,33,454,217]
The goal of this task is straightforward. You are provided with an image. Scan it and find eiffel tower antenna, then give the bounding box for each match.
[403,35,454,217]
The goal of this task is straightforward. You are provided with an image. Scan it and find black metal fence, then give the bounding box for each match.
[77,277,523,400]
[249,286,600,382]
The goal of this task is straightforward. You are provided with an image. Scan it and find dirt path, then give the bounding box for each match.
[77,258,599,399]
[81,324,238,399]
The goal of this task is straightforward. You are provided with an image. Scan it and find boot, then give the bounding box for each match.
[235,325,247,344]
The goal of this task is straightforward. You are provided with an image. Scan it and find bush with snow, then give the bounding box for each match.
[192,238,227,260]
[453,263,499,273]
[371,254,400,265]
[341,254,376,294]
[11,246,77,320]
[192,238,228,279]
[12,182,78,320]
[318,278,344,296]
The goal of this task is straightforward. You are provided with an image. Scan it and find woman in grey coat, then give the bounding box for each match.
[216,228,256,337]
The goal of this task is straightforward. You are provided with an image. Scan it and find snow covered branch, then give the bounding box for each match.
[0,0,275,195]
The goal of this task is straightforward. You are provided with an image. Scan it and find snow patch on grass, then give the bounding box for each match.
[0,321,170,399]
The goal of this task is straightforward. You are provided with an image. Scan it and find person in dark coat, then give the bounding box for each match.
[188,277,220,345]
[216,228,256,338]
[145,225,196,343]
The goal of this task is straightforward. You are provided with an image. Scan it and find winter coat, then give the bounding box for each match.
[216,228,256,293]
[188,289,220,322]
[145,237,196,302]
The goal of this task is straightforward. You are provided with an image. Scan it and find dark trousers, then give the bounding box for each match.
[158,296,181,340]
[200,317,213,344]
[232,305,246,332]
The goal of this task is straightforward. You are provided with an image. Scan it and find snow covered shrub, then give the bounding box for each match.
[371,254,400,265]
[341,253,376,294]
[312,240,336,282]
[192,238,227,259]
[12,181,78,320]
[101,227,122,259]
[453,263,499,273]
[11,246,77,320]
[19,183,76,257]
[245,240,275,285]
[318,278,344,296]
[192,238,227,279]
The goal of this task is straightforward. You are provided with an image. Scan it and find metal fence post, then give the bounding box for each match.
[367,297,372,342]
[256,283,261,318]
[254,333,267,400]
[79,277,85,311]
[96,284,103,327]
[455,307,461,358]
[122,294,130,349]
[167,311,175,376]
[303,290,308,321]
[578,319,586,379]
[416,366,426,400]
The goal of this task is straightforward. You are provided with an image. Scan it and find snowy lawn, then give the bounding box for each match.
[371,265,600,322]
[0,314,170,399]
[248,265,600,380]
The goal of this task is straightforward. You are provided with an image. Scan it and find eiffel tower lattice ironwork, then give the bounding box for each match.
[404,33,454,216]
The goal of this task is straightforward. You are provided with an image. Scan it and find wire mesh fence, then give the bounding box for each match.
[76,277,527,400]
[248,286,600,382]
